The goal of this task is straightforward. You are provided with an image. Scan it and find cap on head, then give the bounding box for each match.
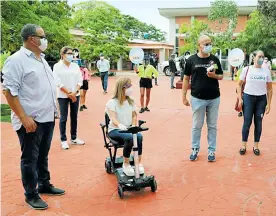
[100,53,104,57]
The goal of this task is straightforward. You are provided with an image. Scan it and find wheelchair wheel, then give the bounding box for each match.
[150,179,157,192]
[105,160,112,174]
[118,185,124,199]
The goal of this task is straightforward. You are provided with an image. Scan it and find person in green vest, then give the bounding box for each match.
[135,59,158,113]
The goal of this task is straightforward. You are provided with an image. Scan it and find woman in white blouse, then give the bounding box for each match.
[53,46,85,150]
[106,77,144,177]
[237,50,273,156]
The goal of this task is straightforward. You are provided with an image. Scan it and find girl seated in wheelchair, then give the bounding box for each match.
[106,77,144,177]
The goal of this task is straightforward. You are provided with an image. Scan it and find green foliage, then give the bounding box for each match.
[121,15,165,41]
[234,10,276,57]
[179,19,210,54]
[1,104,11,123]
[0,52,10,71]
[258,0,276,20]
[72,1,131,62]
[1,0,72,60]
[208,0,238,53]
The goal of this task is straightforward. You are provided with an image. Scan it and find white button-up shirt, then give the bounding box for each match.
[2,47,58,131]
[53,61,83,98]
[97,59,110,73]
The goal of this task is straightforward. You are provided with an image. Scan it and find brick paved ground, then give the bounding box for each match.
[1,74,276,216]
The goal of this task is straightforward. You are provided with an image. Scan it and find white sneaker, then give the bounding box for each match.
[61,141,69,150]
[123,163,135,176]
[139,164,145,174]
[71,138,85,145]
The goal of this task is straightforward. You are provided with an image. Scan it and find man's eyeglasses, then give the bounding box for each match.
[65,53,73,55]
[203,43,212,46]
[31,35,46,39]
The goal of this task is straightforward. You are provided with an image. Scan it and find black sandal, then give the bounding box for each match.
[239,145,246,155]
[253,147,260,156]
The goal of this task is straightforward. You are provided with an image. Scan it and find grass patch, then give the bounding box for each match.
[1,104,11,122]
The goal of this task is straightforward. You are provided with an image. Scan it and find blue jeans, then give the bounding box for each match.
[171,72,175,88]
[108,129,143,158]
[242,93,267,142]
[100,72,108,91]
[58,96,80,141]
[191,96,220,153]
[16,122,55,198]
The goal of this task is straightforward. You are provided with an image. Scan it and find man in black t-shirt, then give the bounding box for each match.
[182,35,223,162]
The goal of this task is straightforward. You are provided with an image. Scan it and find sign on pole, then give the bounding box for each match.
[228,48,245,67]
[129,48,144,64]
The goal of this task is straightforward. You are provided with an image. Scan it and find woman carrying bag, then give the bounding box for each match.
[236,50,273,156]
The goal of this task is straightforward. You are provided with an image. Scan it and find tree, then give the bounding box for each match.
[234,10,276,57]
[121,15,165,41]
[179,19,210,55]
[1,0,72,60]
[208,0,238,53]
[72,0,131,62]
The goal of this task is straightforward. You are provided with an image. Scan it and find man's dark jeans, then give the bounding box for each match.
[58,96,80,141]
[16,121,55,198]
[100,72,108,92]
[242,93,267,142]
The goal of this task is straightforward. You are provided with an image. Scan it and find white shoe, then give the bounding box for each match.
[139,164,144,174]
[61,141,69,150]
[71,138,85,145]
[123,163,135,176]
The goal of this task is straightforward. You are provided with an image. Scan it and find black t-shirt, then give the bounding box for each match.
[184,54,223,100]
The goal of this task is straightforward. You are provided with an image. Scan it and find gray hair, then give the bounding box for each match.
[21,24,41,42]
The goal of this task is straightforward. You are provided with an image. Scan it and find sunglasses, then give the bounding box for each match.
[123,83,132,89]
[31,34,46,39]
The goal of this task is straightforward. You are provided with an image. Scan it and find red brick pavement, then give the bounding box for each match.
[1,75,276,216]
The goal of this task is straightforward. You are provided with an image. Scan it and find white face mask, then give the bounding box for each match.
[39,38,48,52]
[125,87,133,97]
[74,52,79,57]
[100,57,104,60]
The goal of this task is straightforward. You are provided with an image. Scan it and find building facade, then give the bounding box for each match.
[159,5,257,54]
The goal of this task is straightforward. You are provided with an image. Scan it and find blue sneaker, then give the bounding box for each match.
[190,148,199,161]
[208,152,216,162]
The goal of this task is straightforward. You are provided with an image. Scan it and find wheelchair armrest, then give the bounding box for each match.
[99,123,108,147]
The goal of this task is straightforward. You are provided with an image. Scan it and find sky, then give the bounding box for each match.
[67,0,258,35]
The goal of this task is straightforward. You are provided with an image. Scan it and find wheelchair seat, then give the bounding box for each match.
[104,113,124,147]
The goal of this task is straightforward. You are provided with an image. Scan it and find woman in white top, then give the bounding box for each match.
[237,50,273,156]
[53,46,85,150]
[106,77,144,177]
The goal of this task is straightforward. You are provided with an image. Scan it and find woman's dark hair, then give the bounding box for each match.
[60,46,73,59]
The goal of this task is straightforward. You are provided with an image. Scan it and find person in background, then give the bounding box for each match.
[2,24,64,210]
[234,66,243,117]
[169,54,177,89]
[182,35,223,162]
[243,48,250,66]
[79,65,90,111]
[53,46,85,150]
[97,53,110,94]
[135,59,158,113]
[262,57,272,76]
[237,50,273,156]
[149,53,159,86]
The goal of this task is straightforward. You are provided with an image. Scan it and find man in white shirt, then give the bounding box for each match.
[96,53,110,94]
[2,24,64,210]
